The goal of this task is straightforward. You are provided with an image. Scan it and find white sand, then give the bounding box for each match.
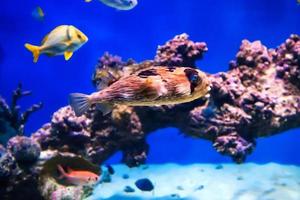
[88,163,300,200]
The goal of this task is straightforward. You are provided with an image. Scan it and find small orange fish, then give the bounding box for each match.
[70,66,210,116]
[57,164,99,186]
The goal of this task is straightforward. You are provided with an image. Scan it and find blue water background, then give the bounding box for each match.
[0,0,299,165]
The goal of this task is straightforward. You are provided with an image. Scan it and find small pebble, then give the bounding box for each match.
[141,165,149,170]
[170,193,180,198]
[195,185,204,191]
[215,164,223,170]
[124,186,135,193]
[237,176,243,180]
[122,174,129,179]
[176,186,184,190]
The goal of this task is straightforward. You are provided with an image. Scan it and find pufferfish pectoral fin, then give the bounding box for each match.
[96,103,113,116]
[64,51,73,61]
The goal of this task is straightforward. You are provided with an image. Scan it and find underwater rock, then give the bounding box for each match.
[0,151,43,199]
[135,178,154,191]
[7,136,41,163]
[0,84,42,145]
[32,104,148,167]
[0,153,17,180]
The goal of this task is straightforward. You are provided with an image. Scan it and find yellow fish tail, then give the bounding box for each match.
[25,43,40,63]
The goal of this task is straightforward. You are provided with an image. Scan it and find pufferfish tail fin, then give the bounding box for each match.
[25,43,40,63]
[69,93,91,116]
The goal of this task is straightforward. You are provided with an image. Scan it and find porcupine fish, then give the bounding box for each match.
[69,66,210,116]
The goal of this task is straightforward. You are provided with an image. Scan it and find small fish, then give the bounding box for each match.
[25,25,88,63]
[69,66,210,116]
[85,0,138,10]
[135,178,154,191]
[57,164,99,186]
[32,6,45,21]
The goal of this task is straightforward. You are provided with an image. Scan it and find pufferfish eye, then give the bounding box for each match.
[184,68,202,93]
[189,73,200,84]
[184,68,201,84]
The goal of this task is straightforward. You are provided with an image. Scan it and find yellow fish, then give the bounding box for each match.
[32,6,45,21]
[70,66,210,116]
[25,25,88,63]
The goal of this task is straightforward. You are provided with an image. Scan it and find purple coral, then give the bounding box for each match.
[155,33,208,67]
[275,34,300,89]
[0,153,17,180]
[7,136,41,163]
[92,52,136,88]
[213,133,255,163]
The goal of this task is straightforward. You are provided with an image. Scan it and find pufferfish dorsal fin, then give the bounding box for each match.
[64,51,73,60]
[123,61,154,76]
[41,33,49,45]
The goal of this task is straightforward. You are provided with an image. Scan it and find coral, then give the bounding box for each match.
[0,84,42,144]
[154,33,208,67]
[7,136,41,163]
[275,34,300,89]
[31,34,300,168]
[0,151,42,200]
[1,33,299,199]
[0,86,43,199]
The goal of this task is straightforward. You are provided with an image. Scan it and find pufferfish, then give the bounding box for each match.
[25,25,88,63]
[70,66,210,116]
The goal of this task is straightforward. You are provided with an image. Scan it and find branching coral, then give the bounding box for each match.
[31,33,300,166]
[0,84,42,144]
